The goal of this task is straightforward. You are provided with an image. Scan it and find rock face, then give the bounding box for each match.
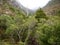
[43,0,60,15]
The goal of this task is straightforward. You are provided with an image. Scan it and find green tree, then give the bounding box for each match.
[35,8,47,22]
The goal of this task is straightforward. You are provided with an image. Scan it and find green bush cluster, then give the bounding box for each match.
[0,8,60,45]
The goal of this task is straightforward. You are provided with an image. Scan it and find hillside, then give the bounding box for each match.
[43,0,60,15]
[0,0,24,16]
[8,0,34,15]
[0,0,33,16]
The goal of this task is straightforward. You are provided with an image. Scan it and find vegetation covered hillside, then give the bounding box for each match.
[43,0,60,15]
[0,0,60,45]
[0,0,28,16]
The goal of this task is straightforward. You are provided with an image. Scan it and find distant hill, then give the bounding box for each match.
[43,0,60,15]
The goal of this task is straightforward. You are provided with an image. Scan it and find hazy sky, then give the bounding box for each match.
[16,0,50,9]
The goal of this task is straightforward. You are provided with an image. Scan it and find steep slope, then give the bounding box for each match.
[0,0,25,16]
[8,0,34,15]
[43,0,60,15]
[0,0,33,16]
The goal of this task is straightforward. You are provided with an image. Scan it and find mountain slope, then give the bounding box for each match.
[0,0,33,16]
[43,0,60,15]
[8,0,34,15]
[0,0,24,16]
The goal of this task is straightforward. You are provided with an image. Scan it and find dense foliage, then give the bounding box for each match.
[0,0,60,45]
